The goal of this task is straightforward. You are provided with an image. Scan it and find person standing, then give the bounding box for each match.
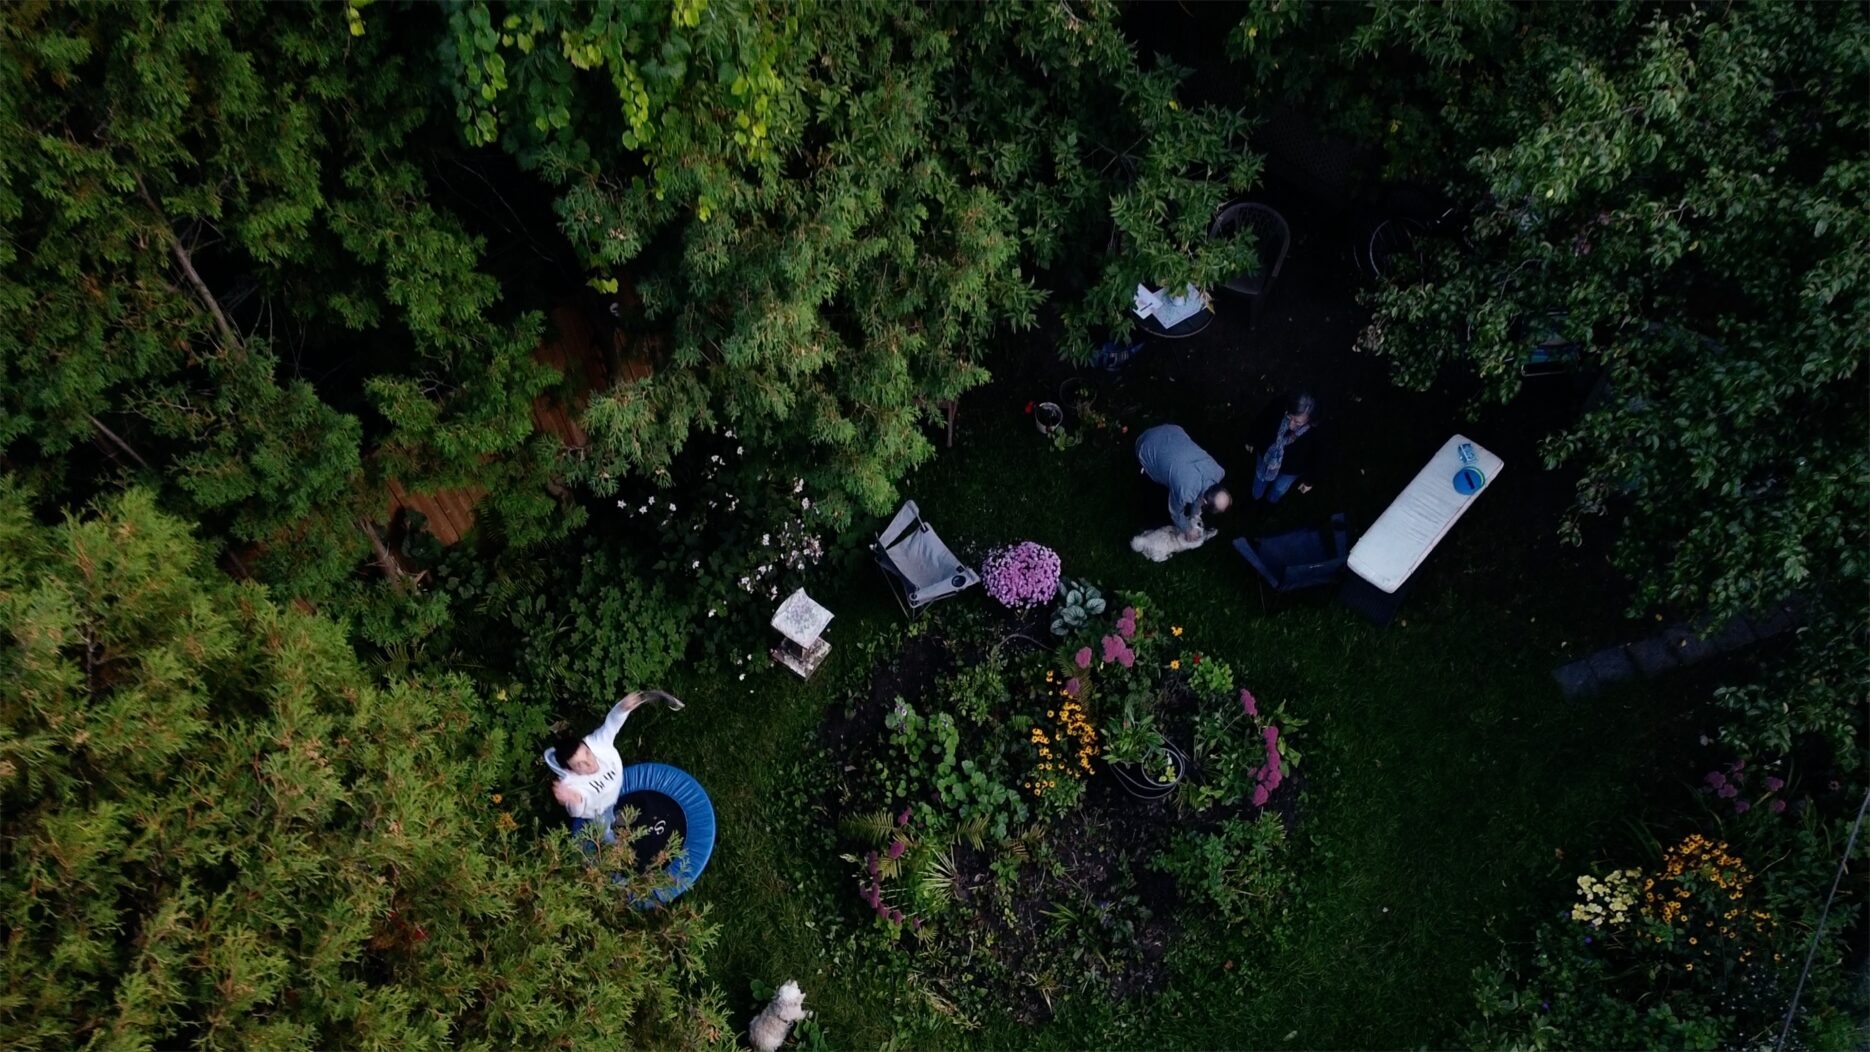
[544,690,684,839]
[1243,391,1323,504]
[1135,424,1231,540]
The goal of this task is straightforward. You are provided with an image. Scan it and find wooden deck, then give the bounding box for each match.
[385,301,651,546]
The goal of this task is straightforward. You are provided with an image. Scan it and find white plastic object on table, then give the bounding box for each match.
[1131,283,1206,329]
[1347,434,1505,594]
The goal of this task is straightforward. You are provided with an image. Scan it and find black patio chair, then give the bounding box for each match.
[1232,513,1349,609]
[1209,202,1291,328]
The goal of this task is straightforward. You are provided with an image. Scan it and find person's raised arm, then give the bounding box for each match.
[592,690,685,749]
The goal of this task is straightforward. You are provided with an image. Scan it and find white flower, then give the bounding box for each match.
[725,429,736,438]
[617,499,628,509]
[739,673,747,681]
[637,506,648,514]
[648,495,656,505]
[801,497,811,510]
[667,503,676,512]
[792,478,804,494]
[736,446,744,455]
[691,560,701,569]
[761,534,771,545]
[707,608,717,618]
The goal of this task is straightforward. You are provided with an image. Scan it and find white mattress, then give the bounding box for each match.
[1347,434,1504,593]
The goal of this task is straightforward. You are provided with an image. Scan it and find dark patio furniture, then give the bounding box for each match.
[1209,202,1291,327]
[1232,513,1349,606]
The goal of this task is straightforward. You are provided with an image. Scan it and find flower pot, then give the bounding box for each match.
[1034,401,1064,434]
[1109,740,1187,802]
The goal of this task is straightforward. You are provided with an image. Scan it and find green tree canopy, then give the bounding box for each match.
[443,0,1259,524]
[0,482,720,1049]
[0,1,571,604]
[1245,0,1868,758]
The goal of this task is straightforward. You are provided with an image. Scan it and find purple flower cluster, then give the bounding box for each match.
[1704,759,1792,816]
[1250,725,1283,808]
[982,541,1062,610]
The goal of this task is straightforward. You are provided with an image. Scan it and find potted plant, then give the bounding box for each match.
[1102,708,1187,802]
[1033,401,1064,435]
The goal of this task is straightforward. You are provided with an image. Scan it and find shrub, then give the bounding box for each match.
[1152,814,1291,928]
[1466,818,1867,1049]
[0,485,716,1048]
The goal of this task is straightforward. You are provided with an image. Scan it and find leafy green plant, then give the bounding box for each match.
[1049,577,1107,637]
[1152,814,1290,928]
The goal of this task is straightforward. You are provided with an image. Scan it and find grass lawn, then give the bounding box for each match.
[629,384,1686,1048]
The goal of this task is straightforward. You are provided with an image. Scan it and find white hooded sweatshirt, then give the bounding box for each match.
[542,699,633,821]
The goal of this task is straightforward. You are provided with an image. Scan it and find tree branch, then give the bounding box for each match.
[134,174,243,355]
[87,413,152,471]
[356,518,415,593]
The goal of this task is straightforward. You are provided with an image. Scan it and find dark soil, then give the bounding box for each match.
[816,628,1304,1025]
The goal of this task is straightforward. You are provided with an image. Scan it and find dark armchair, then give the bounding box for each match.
[1209,202,1291,327]
[1232,514,1349,598]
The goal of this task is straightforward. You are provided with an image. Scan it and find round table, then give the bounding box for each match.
[1137,307,1216,339]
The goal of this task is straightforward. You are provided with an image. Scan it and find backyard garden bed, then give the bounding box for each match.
[806,567,1307,1027]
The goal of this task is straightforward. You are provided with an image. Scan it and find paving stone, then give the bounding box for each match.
[1587,646,1638,683]
[1625,637,1681,676]
[1661,625,1718,665]
[1702,616,1757,653]
[1750,605,1797,639]
[1552,661,1601,699]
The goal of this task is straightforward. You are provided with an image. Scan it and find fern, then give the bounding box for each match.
[838,810,898,845]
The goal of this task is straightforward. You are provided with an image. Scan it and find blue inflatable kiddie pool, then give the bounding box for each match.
[570,762,716,907]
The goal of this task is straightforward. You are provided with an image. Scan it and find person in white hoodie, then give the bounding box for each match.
[543,690,684,838]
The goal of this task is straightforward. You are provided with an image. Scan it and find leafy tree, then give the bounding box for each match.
[0,481,721,1049]
[1249,1,1868,759]
[441,0,1259,525]
[0,1,572,605]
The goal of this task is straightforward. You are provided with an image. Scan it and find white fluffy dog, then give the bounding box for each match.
[1130,524,1218,562]
[748,980,808,1052]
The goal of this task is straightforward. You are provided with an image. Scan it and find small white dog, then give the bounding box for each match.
[1130,524,1218,562]
[748,980,808,1052]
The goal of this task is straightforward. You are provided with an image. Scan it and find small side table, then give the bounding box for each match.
[771,588,833,679]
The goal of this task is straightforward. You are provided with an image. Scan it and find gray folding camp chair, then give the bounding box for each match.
[872,500,980,615]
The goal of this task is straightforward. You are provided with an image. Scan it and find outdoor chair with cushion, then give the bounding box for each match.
[1209,202,1291,327]
[872,500,981,615]
[1232,513,1349,604]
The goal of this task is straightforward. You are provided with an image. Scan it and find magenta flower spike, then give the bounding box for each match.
[1240,689,1258,716]
[1764,776,1785,791]
[1251,785,1270,807]
[1263,725,1279,744]
[1075,646,1093,669]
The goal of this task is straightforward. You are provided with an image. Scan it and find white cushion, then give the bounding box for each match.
[1347,435,1504,594]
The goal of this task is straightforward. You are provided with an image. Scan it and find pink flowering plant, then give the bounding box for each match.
[981,541,1062,610]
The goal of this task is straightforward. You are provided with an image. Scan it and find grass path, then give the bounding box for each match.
[633,405,1677,1047]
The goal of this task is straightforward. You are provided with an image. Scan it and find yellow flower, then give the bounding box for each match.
[1169,660,1181,670]
[491,793,503,804]
[1171,626,1183,637]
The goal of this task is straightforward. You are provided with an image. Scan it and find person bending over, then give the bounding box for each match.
[544,690,684,834]
[1135,423,1231,540]
[1243,391,1322,504]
